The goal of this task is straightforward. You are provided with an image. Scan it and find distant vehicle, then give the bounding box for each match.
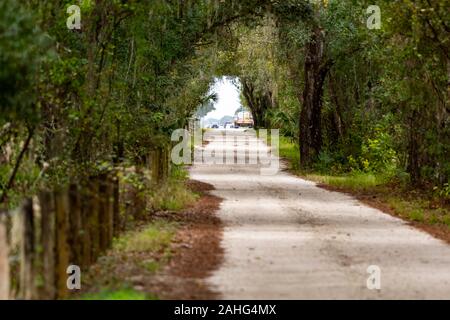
[234,111,254,128]
[225,122,234,129]
[211,124,219,129]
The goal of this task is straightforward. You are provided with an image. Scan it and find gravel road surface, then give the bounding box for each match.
[190,129,450,299]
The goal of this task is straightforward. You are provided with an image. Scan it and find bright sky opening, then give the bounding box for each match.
[204,77,242,120]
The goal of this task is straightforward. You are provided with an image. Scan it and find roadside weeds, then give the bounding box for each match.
[74,180,223,300]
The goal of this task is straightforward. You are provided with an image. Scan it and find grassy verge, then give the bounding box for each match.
[148,166,199,211]
[77,166,198,300]
[78,218,177,300]
[80,288,155,300]
[114,220,177,255]
[279,136,300,171]
[279,136,450,239]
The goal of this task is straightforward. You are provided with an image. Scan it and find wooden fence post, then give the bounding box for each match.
[88,179,100,262]
[98,175,108,252]
[1,172,130,300]
[68,184,82,266]
[19,198,35,299]
[54,190,70,299]
[106,175,114,246]
[80,187,91,268]
[38,191,56,299]
[112,174,120,237]
[0,214,9,300]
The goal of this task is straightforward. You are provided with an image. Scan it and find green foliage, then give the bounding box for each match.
[315,150,336,173]
[409,209,425,222]
[279,136,300,171]
[148,166,198,211]
[341,116,398,174]
[434,183,450,200]
[308,172,390,192]
[360,133,396,173]
[80,287,154,300]
[0,0,51,124]
[1,0,449,204]
[114,220,176,253]
[141,260,162,274]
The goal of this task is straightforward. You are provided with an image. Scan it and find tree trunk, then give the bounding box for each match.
[299,28,330,167]
[242,78,273,129]
[407,110,421,184]
[327,73,344,146]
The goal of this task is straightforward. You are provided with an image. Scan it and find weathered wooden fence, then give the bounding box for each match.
[0,147,172,300]
[0,146,172,300]
[0,174,119,299]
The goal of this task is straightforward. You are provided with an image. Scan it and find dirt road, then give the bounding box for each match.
[189,129,450,299]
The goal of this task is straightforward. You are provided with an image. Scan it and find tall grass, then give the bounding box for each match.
[305,172,390,191]
[148,165,198,211]
[80,288,154,300]
[114,220,177,252]
[279,136,300,171]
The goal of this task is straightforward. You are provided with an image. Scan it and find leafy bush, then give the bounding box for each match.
[0,0,52,123]
[314,150,336,173]
[434,183,450,200]
[342,117,398,175]
[360,130,397,173]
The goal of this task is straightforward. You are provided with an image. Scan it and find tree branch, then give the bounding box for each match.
[0,126,35,205]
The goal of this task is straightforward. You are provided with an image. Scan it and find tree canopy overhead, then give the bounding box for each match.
[1,0,449,207]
